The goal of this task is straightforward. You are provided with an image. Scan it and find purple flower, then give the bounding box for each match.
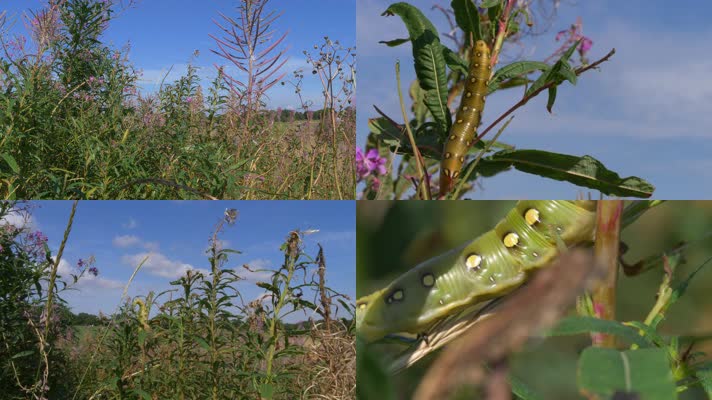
[77,258,85,268]
[88,267,99,277]
[356,147,387,180]
[186,97,193,104]
[579,37,593,55]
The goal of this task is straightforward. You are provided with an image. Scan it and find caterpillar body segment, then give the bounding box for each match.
[356,200,598,343]
[440,40,491,195]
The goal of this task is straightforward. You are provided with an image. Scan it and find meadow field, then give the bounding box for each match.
[0,0,355,200]
[0,201,355,399]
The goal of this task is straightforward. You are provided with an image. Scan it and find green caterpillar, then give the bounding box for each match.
[440,40,491,195]
[356,200,598,343]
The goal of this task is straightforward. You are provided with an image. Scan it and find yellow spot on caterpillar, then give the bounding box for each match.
[470,77,476,83]
[466,92,472,98]
[449,134,457,140]
[462,106,468,111]
[358,303,366,310]
[444,169,451,177]
[386,289,404,303]
[458,156,464,163]
[444,152,452,159]
[503,232,519,248]
[524,208,540,226]
[422,274,435,287]
[476,52,482,57]
[466,254,482,271]
[452,170,460,179]
[457,119,463,123]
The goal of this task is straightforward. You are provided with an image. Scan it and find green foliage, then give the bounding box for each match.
[469,149,655,198]
[360,2,655,199]
[1,204,354,399]
[578,348,676,400]
[356,201,712,399]
[0,202,74,399]
[0,0,353,200]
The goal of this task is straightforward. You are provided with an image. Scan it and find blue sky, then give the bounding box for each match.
[2,0,355,110]
[11,201,355,321]
[357,0,712,199]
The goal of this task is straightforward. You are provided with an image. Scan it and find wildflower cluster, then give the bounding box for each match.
[356,147,387,193]
[552,17,594,63]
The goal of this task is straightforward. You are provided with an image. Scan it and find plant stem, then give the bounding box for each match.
[395,61,431,200]
[591,200,623,348]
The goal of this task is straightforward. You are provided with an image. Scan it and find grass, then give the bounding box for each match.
[0,202,355,400]
[0,0,355,200]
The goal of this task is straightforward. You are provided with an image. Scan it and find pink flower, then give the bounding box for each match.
[579,37,593,55]
[356,147,387,180]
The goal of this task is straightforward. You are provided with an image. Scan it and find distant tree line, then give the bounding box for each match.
[260,106,355,122]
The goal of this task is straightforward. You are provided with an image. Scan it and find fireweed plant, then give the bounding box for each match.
[0,0,355,200]
[358,0,655,200]
[0,203,355,399]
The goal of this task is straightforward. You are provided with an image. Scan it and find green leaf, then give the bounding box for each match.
[480,0,502,7]
[510,374,544,400]
[260,383,274,399]
[546,86,557,113]
[475,149,655,198]
[671,255,712,304]
[380,38,410,47]
[525,40,581,98]
[11,350,34,359]
[694,367,712,398]
[578,347,677,400]
[451,0,482,46]
[413,33,451,136]
[548,316,652,347]
[488,61,549,93]
[194,335,211,351]
[409,80,428,125]
[367,117,441,159]
[442,46,468,74]
[131,388,152,400]
[381,2,439,42]
[357,339,396,400]
[2,153,19,174]
[382,2,451,136]
[257,282,280,296]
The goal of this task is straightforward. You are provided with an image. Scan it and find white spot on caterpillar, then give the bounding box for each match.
[525,208,540,226]
[503,232,519,248]
[422,273,435,288]
[466,254,482,271]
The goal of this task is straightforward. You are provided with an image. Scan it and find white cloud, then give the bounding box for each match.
[56,258,124,290]
[0,208,34,230]
[122,252,209,279]
[122,218,138,229]
[113,234,140,248]
[241,258,275,282]
[112,235,159,251]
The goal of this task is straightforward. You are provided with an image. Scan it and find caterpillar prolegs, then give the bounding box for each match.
[440,40,492,195]
[356,200,598,343]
